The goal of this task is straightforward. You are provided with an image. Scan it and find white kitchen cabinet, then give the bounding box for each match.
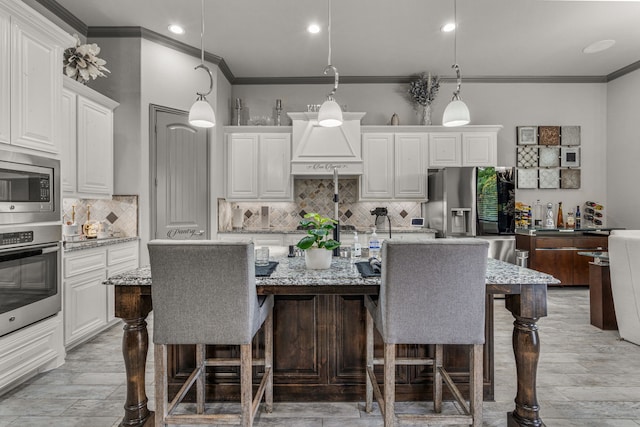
[63,240,138,348]
[428,133,462,167]
[394,133,428,198]
[361,133,394,199]
[0,9,9,145]
[429,129,498,167]
[60,88,76,193]
[361,132,428,200]
[62,77,118,198]
[462,132,497,166]
[226,132,292,201]
[0,0,74,153]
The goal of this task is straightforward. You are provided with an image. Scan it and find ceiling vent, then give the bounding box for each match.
[288,112,366,176]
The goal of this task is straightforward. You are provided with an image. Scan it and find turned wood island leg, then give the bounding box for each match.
[115,286,154,427]
[505,285,547,427]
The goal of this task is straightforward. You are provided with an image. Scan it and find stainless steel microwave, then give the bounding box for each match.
[0,149,60,224]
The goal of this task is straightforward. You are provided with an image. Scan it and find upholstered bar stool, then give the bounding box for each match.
[364,239,489,427]
[148,240,274,427]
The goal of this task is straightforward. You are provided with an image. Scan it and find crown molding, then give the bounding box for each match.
[32,0,640,85]
[87,26,235,84]
[32,0,88,36]
[233,75,608,85]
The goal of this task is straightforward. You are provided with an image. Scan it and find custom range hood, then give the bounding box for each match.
[288,112,366,175]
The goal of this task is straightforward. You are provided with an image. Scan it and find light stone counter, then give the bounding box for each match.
[64,236,140,252]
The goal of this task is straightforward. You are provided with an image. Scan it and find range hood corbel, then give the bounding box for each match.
[288,112,366,176]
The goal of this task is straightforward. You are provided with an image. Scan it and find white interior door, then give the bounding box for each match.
[153,108,209,240]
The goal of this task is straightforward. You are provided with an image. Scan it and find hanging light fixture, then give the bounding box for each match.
[188,0,215,128]
[442,0,470,127]
[317,0,343,128]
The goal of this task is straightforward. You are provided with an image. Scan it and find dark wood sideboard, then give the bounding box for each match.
[516,231,608,286]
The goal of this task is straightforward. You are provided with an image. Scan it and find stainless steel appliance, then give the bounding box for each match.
[0,149,60,224]
[423,167,476,237]
[0,223,61,337]
[476,167,515,235]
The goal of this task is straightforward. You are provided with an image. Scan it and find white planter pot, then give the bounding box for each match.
[304,248,333,270]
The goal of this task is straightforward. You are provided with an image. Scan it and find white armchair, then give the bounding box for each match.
[608,230,640,345]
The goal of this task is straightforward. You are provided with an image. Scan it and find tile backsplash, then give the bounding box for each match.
[63,195,138,237]
[219,179,422,231]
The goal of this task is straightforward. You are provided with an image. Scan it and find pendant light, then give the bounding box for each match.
[317,0,343,128]
[442,0,470,127]
[188,0,215,128]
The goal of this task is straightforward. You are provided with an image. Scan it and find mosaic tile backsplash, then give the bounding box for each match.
[219,179,422,231]
[63,195,138,237]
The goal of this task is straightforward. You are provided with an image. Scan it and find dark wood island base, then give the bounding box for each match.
[107,258,555,427]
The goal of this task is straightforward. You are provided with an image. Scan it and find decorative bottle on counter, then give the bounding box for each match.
[368,228,381,261]
[566,210,575,229]
[556,202,564,228]
[544,203,555,229]
[352,232,362,258]
[533,199,543,228]
[575,206,581,229]
[82,205,100,239]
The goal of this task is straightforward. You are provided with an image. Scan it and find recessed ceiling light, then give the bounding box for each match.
[441,23,456,32]
[168,24,185,35]
[307,24,321,34]
[583,39,615,54]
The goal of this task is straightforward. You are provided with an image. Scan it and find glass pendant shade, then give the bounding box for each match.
[442,99,470,127]
[318,99,343,127]
[189,98,215,128]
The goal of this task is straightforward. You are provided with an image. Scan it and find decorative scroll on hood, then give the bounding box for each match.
[288,112,366,175]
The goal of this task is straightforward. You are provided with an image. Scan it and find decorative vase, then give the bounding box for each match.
[420,104,432,126]
[304,248,332,270]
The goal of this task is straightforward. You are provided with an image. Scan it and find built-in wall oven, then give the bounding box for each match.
[0,149,60,224]
[0,223,61,337]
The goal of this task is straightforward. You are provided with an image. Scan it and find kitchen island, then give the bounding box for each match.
[105,255,558,427]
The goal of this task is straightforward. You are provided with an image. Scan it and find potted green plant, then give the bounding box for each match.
[296,212,341,269]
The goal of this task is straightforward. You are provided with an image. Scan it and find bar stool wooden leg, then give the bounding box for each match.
[196,344,205,414]
[470,344,483,427]
[241,343,253,427]
[264,310,274,413]
[434,344,443,413]
[365,310,374,413]
[384,343,395,427]
[154,344,167,427]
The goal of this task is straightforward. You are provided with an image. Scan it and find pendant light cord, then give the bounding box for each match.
[453,0,457,66]
[194,0,213,99]
[327,0,332,67]
[323,0,339,98]
[200,0,205,64]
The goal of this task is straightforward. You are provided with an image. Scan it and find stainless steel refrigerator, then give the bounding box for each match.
[423,167,476,238]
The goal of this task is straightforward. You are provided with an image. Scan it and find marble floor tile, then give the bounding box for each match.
[0,417,17,427]
[0,397,75,416]
[4,416,120,427]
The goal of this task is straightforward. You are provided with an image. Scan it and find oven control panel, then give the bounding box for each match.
[1,231,34,246]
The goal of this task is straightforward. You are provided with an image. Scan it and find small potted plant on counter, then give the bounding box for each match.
[296,212,341,270]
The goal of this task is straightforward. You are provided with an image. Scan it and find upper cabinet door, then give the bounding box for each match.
[428,133,462,167]
[60,88,77,193]
[76,97,113,195]
[10,19,61,153]
[462,132,497,167]
[259,133,292,200]
[226,134,259,200]
[394,133,428,199]
[360,133,394,200]
[0,10,9,146]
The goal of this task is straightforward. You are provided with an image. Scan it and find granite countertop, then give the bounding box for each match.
[103,255,559,287]
[218,227,438,235]
[64,236,140,252]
